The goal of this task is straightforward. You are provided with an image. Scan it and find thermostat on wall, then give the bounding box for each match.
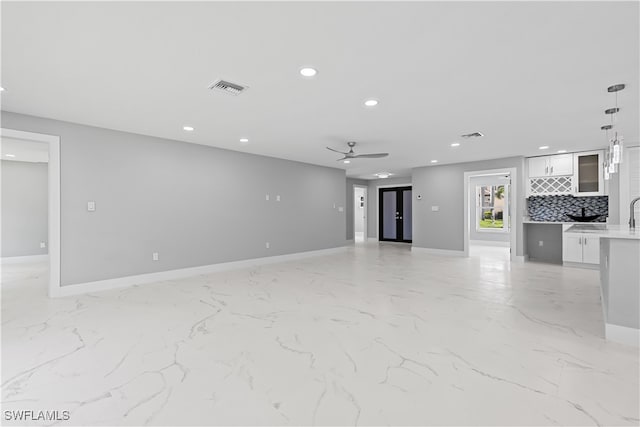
[416,195,422,200]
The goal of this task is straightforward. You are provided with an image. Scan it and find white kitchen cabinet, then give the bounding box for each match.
[549,154,573,176]
[574,151,604,196]
[562,234,584,263]
[562,229,600,265]
[527,154,573,178]
[528,157,549,178]
[582,235,600,264]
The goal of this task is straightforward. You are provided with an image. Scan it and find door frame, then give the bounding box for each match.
[353,184,368,241]
[464,168,517,261]
[378,185,413,243]
[1,128,61,297]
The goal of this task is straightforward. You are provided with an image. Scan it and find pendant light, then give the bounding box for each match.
[601,124,612,180]
[603,84,625,174]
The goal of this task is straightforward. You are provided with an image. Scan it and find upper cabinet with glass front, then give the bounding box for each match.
[573,150,604,196]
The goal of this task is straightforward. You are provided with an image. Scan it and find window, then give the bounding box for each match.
[476,185,509,231]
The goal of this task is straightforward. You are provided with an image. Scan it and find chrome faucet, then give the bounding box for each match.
[631,197,640,229]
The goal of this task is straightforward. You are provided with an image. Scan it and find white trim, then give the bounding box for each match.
[1,254,49,264]
[464,168,518,262]
[345,239,355,245]
[562,261,599,270]
[469,240,510,247]
[411,246,465,256]
[367,237,379,242]
[1,128,61,297]
[605,323,640,347]
[353,184,368,241]
[514,255,528,263]
[375,183,412,242]
[51,246,348,298]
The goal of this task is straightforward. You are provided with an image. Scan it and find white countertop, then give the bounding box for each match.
[564,224,640,240]
[523,220,580,225]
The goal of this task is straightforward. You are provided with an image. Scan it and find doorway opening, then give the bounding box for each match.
[1,128,60,297]
[353,185,367,243]
[378,186,412,243]
[464,168,517,261]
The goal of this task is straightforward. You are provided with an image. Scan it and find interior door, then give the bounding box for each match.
[379,187,412,243]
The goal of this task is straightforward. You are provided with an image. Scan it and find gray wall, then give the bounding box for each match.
[524,223,563,264]
[345,178,368,240]
[412,157,525,256]
[1,160,48,257]
[367,177,412,239]
[2,111,346,286]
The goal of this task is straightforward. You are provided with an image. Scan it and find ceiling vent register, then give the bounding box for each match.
[208,79,248,96]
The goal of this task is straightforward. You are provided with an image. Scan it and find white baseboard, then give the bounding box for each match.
[469,240,510,247]
[411,246,465,257]
[513,255,528,263]
[605,323,640,347]
[367,237,379,242]
[563,261,599,270]
[346,239,355,245]
[52,246,348,298]
[1,254,49,264]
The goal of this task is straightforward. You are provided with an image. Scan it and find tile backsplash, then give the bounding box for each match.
[527,195,608,222]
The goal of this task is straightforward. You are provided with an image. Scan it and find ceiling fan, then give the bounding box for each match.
[326,141,388,161]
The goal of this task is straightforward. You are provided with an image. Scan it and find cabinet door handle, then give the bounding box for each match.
[579,236,582,245]
[550,166,554,174]
[545,165,549,175]
[584,238,587,245]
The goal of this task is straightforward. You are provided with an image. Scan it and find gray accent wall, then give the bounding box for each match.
[1,111,346,286]
[345,178,368,240]
[412,157,525,256]
[1,160,48,257]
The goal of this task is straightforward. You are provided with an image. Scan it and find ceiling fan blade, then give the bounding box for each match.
[326,147,348,155]
[336,156,349,161]
[353,153,389,158]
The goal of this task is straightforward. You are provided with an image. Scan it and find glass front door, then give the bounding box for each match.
[379,187,412,243]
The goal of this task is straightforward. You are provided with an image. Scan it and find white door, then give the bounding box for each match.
[528,157,548,177]
[563,234,583,263]
[549,154,573,176]
[582,235,600,264]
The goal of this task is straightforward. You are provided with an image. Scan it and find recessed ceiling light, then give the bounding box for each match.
[343,160,350,164]
[451,142,460,147]
[539,146,549,150]
[183,126,194,132]
[5,154,16,158]
[375,172,392,179]
[364,99,379,107]
[239,138,249,143]
[299,67,318,77]
[431,160,438,163]
[557,149,567,153]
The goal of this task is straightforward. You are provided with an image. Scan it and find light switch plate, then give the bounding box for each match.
[431,206,439,211]
[276,195,281,202]
[265,194,270,201]
[40,242,46,248]
[265,242,270,249]
[338,206,344,212]
[152,252,159,261]
[87,201,96,212]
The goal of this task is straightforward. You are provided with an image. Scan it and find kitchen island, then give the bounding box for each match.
[565,224,640,346]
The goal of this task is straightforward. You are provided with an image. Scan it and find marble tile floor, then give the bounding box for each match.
[1,243,639,426]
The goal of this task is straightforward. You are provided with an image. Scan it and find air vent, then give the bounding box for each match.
[208,79,248,96]
[461,132,484,138]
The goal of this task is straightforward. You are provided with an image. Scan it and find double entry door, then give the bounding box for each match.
[379,186,412,243]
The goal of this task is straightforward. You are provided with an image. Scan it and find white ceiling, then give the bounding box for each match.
[1,1,638,179]
[1,138,49,163]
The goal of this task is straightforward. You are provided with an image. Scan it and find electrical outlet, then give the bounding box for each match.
[40,242,46,248]
[431,206,439,212]
[152,252,159,261]
[265,242,270,249]
[538,241,544,247]
[87,201,96,212]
